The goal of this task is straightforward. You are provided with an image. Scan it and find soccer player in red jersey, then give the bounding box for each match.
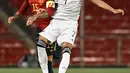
[8,0,57,73]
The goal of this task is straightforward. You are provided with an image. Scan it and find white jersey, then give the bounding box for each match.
[53,0,82,21]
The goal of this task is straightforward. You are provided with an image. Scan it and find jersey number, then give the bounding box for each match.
[65,0,67,4]
[72,31,76,37]
[32,4,39,12]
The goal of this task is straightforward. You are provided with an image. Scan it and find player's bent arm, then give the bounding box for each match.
[16,0,29,16]
[90,0,124,15]
[90,0,115,12]
[8,0,29,24]
[13,0,29,18]
[26,7,55,25]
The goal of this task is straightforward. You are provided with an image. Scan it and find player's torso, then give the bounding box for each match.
[28,0,52,30]
[53,0,82,21]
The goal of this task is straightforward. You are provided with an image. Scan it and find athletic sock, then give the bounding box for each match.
[37,40,48,73]
[48,61,54,73]
[58,52,70,73]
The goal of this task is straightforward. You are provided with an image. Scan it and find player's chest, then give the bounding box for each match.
[28,0,46,6]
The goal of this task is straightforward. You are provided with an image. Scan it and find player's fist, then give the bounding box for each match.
[26,15,37,26]
[8,16,16,24]
[113,9,124,15]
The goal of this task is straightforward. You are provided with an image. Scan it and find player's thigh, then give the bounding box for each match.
[57,28,77,47]
[39,24,59,43]
[36,27,50,44]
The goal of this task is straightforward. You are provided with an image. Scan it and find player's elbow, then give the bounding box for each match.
[46,7,55,17]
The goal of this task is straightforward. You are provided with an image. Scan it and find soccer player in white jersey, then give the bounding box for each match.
[35,0,124,73]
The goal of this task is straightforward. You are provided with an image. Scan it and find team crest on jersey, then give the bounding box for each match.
[46,1,55,8]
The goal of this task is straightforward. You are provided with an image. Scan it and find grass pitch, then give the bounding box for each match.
[0,68,130,73]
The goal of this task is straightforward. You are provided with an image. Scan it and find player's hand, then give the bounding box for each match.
[26,15,38,26]
[113,9,124,15]
[8,16,16,24]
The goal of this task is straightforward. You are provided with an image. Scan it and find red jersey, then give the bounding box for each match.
[17,0,55,30]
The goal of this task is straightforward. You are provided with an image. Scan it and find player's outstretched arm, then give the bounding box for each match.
[90,0,124,15]
[26,8,53,26]
[8,0,29,24]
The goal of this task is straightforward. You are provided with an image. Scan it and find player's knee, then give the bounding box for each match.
[39,36,49,44]
[37,38,47,48]
[61,42,73,49]
[62,46,71,55]
[37,36,49,47]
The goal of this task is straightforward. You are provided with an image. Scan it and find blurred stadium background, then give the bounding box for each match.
[0,0,130,73]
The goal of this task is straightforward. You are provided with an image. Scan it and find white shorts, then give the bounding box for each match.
[39,19,78,46]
